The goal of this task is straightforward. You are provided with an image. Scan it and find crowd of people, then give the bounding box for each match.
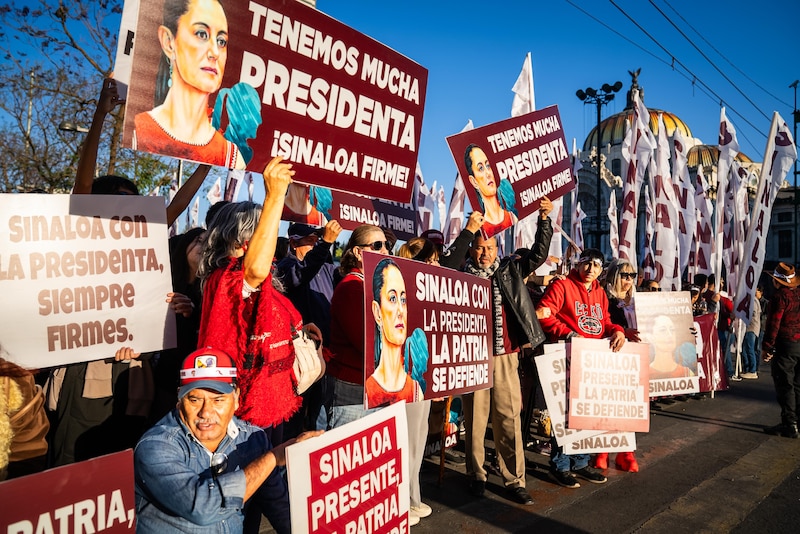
[3,76,799,534]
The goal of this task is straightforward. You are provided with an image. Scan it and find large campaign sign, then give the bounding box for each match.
[536,344,636,453]
[0,195,175,368]
[122,0,427,203]
[286,402,410,534]
[445,106,575,237]
[0,450,136,533]
[362,253,493,409]
[635,291,700,397]
[568,338,650,433]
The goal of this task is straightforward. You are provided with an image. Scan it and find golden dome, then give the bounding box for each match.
[581,108,693,152]
[687,145,753,169]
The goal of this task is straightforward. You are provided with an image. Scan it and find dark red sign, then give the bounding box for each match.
[446,106,574,237]
[123,0,427,203]
[0,450,135,533]
[362,253,493,409]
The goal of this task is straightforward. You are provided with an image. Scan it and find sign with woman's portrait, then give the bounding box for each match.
[635,291,700,396]
[445,106,575,238]
[121,0,427,203]
[361,252,493,409]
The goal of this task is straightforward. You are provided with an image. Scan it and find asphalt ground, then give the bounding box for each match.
[264,360,800,533]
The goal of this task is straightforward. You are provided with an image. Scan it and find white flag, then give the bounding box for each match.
[224,169,244,202]
[511,52,535,117]
[653,113,681,290]
[734,113,797,320]
[642,183,656,281]
[190,196,200,228]
[713,107,739,282]
[608,192,619,258]
[437,185,447,231]
[206,177,222,206]
[444,174,466,245]
[413,162,435,234]
[672,127,696,277]
[691,166,714,277]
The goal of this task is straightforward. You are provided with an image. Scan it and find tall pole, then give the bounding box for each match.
[792,80,799,266]
[576,81,623,254]
[595,99,603,250]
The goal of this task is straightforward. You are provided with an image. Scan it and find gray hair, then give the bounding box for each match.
[605,258,637,300]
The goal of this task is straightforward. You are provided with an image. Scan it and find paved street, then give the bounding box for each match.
[264,360,800,533]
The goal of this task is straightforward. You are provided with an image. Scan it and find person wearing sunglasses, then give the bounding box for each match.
[589,258,641,473]
[327,225,391,430]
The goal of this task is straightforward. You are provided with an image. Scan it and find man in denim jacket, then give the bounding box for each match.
[134,348,320,532]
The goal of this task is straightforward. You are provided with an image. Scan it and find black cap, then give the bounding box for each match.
[288,223,321,240]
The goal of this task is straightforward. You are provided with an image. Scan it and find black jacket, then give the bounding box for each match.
[495,217,552,349]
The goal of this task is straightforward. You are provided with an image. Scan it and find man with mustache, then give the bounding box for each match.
[134,348,321,532]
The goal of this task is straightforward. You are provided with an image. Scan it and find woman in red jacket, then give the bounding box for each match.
[327,225,391,428]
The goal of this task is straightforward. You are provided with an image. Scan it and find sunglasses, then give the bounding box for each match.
[358,240,391,252]
[647,287,661,292]
[620,272,637,280]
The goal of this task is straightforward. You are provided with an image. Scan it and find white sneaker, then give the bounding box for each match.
[741,372,758,379]
[410,502,433,519]
[409,513,420,526]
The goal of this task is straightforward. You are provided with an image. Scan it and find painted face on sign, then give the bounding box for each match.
[169,0,229,95]
[373,264,407,350]
[467,146,497,200]
[470,234,498,269]
[651,315,677,354]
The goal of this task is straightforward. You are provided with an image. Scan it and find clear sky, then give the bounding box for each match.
[318,0,800,211]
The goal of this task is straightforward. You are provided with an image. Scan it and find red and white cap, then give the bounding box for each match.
[178,347,237,399]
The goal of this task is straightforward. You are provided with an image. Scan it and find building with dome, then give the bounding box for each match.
[568,69,790,270]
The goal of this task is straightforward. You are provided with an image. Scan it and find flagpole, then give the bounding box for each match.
[791,80,799,266]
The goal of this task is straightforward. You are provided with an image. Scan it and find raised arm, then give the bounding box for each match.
[243,157,295,289]
[73,78,125,195]
[166,164,212,226]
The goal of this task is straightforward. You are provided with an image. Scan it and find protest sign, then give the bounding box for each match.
[123,0,427,203]
[635,291,700,397]
[362,253,492,409]
[568,338,650,433]
[0,450,135,533]
[286,402,410,534]
[281,183,417,241]
[0,195,175,368]
[445,106,575,237]
[535,345,635,452]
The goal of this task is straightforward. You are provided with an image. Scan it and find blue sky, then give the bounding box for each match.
[319,0,800,205]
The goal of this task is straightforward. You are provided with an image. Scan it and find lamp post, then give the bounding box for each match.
[58,121,89,133]
[791,80,799,266]
[576,81,623,251]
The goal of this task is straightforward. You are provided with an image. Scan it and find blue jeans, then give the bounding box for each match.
[742,332,758,374]
[549,435,589,472]
[328,378,378,429]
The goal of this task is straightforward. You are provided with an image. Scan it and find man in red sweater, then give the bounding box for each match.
[536,248,625,488]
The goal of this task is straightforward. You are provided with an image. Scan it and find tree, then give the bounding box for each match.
[0,0,174,193]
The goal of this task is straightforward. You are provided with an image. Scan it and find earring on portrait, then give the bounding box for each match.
[168,57,174,88]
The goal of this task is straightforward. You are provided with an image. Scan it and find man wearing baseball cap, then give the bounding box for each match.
[134,348,321,532]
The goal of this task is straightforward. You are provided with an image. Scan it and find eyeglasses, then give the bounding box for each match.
[619,272,637,280]
[648,286,661,292]
[358,240,391,252]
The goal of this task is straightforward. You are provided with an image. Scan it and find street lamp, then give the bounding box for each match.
[58,121,89,133]
[576,81,623,251]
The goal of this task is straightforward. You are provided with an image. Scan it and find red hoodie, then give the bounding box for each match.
[537,270,624,342]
